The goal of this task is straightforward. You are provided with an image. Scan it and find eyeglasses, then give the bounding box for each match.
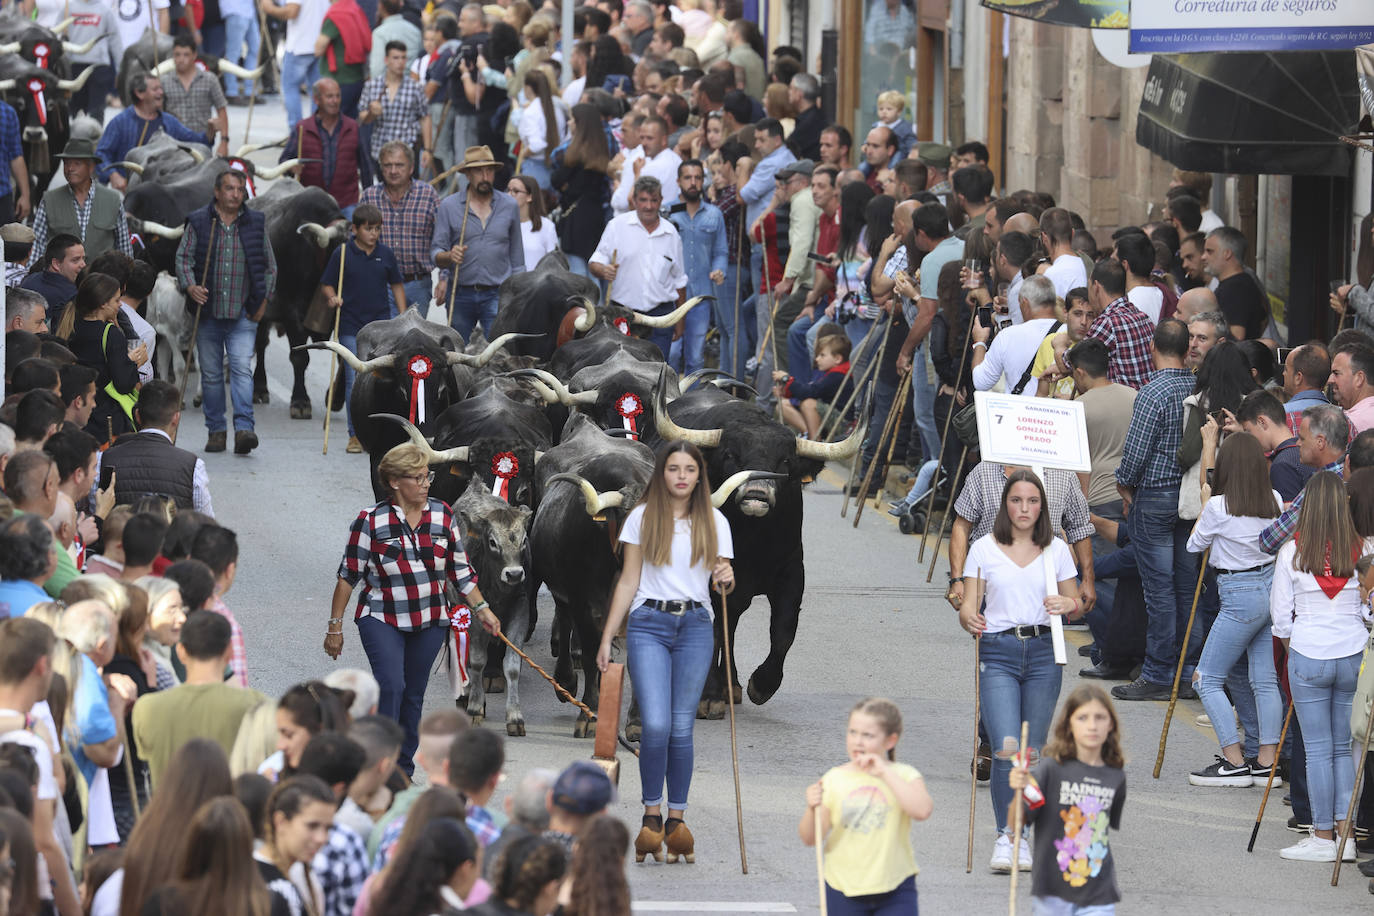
[407,472,437,486]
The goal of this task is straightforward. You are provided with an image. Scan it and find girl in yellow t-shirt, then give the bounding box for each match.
[799,697,934,914]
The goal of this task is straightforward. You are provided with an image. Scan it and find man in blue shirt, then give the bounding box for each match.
[0,100,30,224]
[1280,344,1332,437]
[97,73,213,190]
[668,159,726,376]
[0,515,56,620]
[737,118,795,231]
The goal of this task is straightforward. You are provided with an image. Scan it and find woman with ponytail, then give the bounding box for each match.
[470,835,566,916]
[59,271,146,440]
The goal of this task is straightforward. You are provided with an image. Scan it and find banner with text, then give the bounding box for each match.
[1129,1,1374,53]
[980,0,1128,29]
[973,392,1092,473]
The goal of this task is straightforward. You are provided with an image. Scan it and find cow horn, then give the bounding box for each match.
[180,145,206,164]
[0,79,16,91]
[369,413,470,464]
[216,60,265,80]
[234,137,289,157]
[295,340,397,374]
[678,367,735,393]
[62,35,101,55]
[710,470,757,508]
[508,369,598,407]
[794,415,865,461]
[654,369,721,448]
[112,161,145,175]
[631,295,711,329]
[0,43,20,55]
[136,218,184,239]
[258,159,304,180]
[448,332,541,367]
[52,17,76,34]
[296,222,334,248]
[548,473,624,517]
[55,65,96,92]
[508,371,559,404]
[571,296,596,332]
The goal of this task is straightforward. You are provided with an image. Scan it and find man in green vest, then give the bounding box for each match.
[30,136,133,267]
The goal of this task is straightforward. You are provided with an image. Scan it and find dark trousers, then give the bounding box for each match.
[355,617,449,776]
[70,64,116,124]
[0,192,14,225]
[858,374,913,484]
[339,80,364,120]
[639,300,678,360]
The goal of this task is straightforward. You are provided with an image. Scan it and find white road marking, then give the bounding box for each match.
[631,904,797,913]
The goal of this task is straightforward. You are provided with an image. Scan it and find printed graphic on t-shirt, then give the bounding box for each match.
[839,784,890,835]
[1054,779,1115,887]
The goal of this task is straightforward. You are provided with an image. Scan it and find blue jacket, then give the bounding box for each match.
[669,201,727,300]
[185,204,269,318]
[784,362,850,405]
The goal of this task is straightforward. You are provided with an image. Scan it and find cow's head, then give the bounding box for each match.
[456,483,531,588]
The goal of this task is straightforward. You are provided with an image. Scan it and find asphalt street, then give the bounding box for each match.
[189,98,1374,915]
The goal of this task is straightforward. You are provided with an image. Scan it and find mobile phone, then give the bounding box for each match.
[805,251,830,264]
[978,305,993,329]
[1206,467,1215,487]
[1277,347,1293,364]
[99,462,114,491]
[997,318,1013,331]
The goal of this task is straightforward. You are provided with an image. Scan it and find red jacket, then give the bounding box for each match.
[289,115,362,208]
[322,0,372,69]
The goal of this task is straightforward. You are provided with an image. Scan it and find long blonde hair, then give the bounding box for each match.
[638,441,718,570]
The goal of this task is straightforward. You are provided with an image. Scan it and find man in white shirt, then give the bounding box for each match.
[610,115,681,214]
[562,41,589,107]
[1116,232,1164,324]
[261,0,329,127]
[1040,207,1086,298]
[591,175,687,359]
[970,274,1060,393]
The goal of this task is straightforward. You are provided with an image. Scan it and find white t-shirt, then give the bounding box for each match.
[121,302,156,383]
[520,218,558,269]
[619,504,733,609]
[1043,253,1087,299]
[1126,285,1164,325]
[112,0,171,58]
[562,76,586,107]
[1200,209,1224,233]
[280,0,329,56]
[0,714,59,801]
[1185,493,1281,571]
[963,535,1077,631]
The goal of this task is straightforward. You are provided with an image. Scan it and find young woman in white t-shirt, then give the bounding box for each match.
[596,441,734,867]
[959,469,1081,874]
[508,175,559,270]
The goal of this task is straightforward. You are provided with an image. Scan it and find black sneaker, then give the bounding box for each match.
[1246,758,1282,787]
[1287,815,1313,833]
[1358,856,1374,878]
[1111,677,1172,701]
[1079,661,1135,680]
[1188,755,1253,787]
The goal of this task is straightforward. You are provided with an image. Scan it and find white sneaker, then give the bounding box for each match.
[989,834,1012,872]
[1279,833,1337,862]
[1016,835,1033,871]
[1334,836,1359,861]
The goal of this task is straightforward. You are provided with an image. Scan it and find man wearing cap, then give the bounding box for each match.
[544,760,613,854]
[431,145,524,341]
[916,142,953,204]
[32,138,132,265]
[2,224,35,289]
[668,158,726,375]
[281,78,363,216]
[0,98,29,225]
[96,73,214,191]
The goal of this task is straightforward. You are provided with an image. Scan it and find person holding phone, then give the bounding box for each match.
[59,272,146,442]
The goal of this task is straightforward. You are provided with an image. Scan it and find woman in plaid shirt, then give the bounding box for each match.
[327,443,500,775]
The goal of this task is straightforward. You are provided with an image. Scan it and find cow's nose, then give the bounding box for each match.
[502,567,526,585]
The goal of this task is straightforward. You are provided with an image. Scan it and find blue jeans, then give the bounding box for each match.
[667,296,712,375]
[197,313,257,433]
[355,617,449,776]
[221,14,261,96]
[520,156,553,192]
[1128,485,1197,685]
[449,286,500,342]
[387,277,433,318]
[980,630,1063,833]
[638,301,678,362]
[787,309,817,381]
[714,267,753,379]
[1196,566,1282,750]
[909,342,939,462]
[340,332,359,436]
[282,53,320,126]
[1288,648,1360,830]
[825,875,917,915]
[566,254,590,278]
[201,22,226,56]
[626,603,714,809]
[1032,898,1115,916]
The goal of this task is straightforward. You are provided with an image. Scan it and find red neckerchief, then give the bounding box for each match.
[1296,534,1353,600]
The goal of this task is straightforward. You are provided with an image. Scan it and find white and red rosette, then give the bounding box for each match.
[406,354,433,423]
[32,43,50,69]
[449,604,472,686]
[490,451,518,501]
[613,316,631,335]
[26,79,46,125]
[615,392,642,438]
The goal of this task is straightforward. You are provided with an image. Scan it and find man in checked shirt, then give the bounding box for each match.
[360,141,439,315]
[1110,319,1198,702]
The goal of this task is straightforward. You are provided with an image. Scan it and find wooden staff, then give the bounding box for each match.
[717,580,748,874]
[247,2,280,145]
[1153,547,1210,778]
[322,239,347,455]
[851,368,911,527]
[753,251,785,379]
[814,804,827,915]
[966,569,983,873]
[1332,689,1374,883]
[1008,721,1029,915]
[1248,700,1293,853]
[731,223,744,378]
[818,315,882,443]
[445,193,471,329]
[173,219,216,444]
[919,307,978,562]
[924,445,969,582]
[838,326,891,518]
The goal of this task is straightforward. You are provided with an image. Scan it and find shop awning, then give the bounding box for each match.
[1135,50,1360,176]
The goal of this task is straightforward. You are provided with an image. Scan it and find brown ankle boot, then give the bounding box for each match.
[664,817,694,864]
[634,815,664,863]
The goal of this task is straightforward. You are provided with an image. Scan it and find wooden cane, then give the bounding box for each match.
[919,309,978,562]
[731,224,744,378]
[1248,700,1293,853]
[819,317,882,443]
[925,445,970,582]
[821,327,883,444]
[852,368,911,527]
[1153,547,1210,779]
[173,219,216,444]
[1332,688,1374,883]
[120,719,141,819]
[967,568,983,874]
[1008,720,1029,914]
[874,372,911,510]
[322,240,347,455]
[814,804,827,914]
[838,325,891,518]
[717,581,748,874]
[249,2,280,146]
[445,194,471,329]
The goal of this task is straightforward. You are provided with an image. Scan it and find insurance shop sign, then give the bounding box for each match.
[1129,0,1374,53]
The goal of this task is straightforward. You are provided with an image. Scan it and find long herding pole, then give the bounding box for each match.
[966,569,983,874]
[1153,548,1210,778]
[1247,700,1293,853]
[445,194,471,329]
[173,219,216,444]
[1008,721,1029,915]
[322,240,347,454]
[717,581,748,874]
[1332,692,1374,883]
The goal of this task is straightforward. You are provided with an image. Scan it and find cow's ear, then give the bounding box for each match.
[517,505,532,519]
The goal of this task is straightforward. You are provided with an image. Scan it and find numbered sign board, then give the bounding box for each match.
[973,391,1091,474]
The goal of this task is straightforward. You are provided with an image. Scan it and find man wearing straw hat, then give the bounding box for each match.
[431,144,524,341]
[174,170,277,456]
[31,136,133,266]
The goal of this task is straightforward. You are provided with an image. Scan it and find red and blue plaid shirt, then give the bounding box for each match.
[1086,297,1155,390]
[338,498,478,630]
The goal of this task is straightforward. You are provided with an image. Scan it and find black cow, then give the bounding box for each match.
[650,375,862,714]
[0,59,94,190]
